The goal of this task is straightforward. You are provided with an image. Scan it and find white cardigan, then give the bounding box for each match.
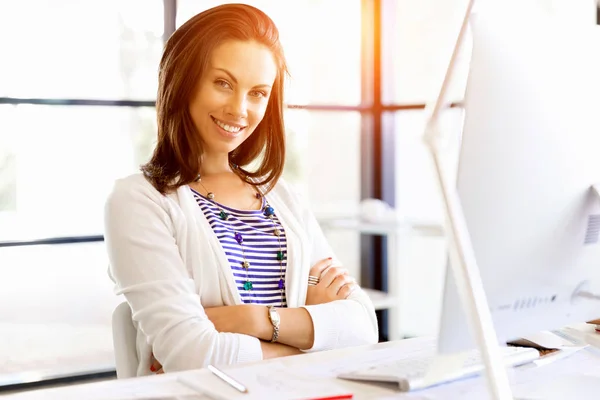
[104,173,378,376]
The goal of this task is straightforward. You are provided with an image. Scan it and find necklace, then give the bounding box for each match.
[194,175,286,305]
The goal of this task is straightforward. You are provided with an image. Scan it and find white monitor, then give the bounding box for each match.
[438,13,600,354]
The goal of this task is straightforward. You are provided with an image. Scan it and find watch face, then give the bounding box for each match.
[270,308,280,325]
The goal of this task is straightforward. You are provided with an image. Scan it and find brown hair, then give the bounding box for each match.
[141,3,288,194]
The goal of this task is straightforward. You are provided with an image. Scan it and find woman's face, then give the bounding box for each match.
[189,40,278,157]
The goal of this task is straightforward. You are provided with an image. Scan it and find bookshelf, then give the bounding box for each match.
[318,216,445,340]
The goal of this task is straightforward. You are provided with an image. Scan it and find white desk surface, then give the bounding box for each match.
[6,330,600,400]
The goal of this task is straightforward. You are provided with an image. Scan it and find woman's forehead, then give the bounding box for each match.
[208,40,277,86]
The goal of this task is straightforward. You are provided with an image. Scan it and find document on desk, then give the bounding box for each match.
[295,340,437,380]
[511,346,600,400]
[177,361,354,400]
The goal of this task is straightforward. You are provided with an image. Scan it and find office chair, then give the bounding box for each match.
[112,301,138,379]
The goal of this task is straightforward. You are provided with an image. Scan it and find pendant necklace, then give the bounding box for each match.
[195,175,286,305]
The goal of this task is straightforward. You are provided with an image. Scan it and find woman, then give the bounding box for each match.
[104,3,378,376]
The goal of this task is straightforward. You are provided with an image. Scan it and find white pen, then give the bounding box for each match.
[208,364,249,394]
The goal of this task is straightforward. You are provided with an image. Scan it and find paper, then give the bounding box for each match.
[295,338,437,379]
[511,346,600,400]
[514,374,600,399]
[177,361,354,400]
[510,330,582,350]
[530,347,583,367]
[558,323,600,351]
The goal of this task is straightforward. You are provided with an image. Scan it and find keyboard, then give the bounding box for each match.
[337,345,540,392]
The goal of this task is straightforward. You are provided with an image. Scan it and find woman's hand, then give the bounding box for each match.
[150,340,301,373]
[148,304,266,373]
[147,262,359,373]
[305,258,357,306]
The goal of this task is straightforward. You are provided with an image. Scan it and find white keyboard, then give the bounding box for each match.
[337,346,540,392]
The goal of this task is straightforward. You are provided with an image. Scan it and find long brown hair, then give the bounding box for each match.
[141,4,288,194]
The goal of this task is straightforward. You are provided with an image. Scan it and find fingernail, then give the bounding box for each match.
[150,365,156,372]
[327,257,332,260]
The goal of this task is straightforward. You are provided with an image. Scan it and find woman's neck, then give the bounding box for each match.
[200,153,233,177]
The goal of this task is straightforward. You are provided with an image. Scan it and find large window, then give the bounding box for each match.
[0,0,164,100]
[0,105,157,241]
[0,0,163,241]
[0,0,164,388]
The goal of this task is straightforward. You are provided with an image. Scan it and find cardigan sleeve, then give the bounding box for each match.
[276,181,379,351]
[104,176,262,373]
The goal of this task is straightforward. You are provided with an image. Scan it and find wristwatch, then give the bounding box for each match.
[267,306,280,343]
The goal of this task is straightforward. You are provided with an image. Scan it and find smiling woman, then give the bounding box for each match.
[104,3,378,377]
[140,3,287,195]
[190,40,277,162]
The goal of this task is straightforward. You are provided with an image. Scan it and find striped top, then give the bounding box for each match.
[191,188,288,307]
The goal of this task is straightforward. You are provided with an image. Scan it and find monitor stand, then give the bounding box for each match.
[421,0,513,399]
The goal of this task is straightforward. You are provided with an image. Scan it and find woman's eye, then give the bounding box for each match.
[215,80,231,89]
[250,90,267,98]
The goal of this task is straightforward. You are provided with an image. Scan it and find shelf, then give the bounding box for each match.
[318,217,445,237]
[319,216,445,339]
[363,288,397,310]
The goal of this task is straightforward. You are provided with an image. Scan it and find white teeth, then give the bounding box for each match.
[214,118,242,133]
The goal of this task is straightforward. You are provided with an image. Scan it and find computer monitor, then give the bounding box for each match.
[437,13,600,354]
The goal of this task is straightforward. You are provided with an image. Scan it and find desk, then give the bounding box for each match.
[5,332,600,400]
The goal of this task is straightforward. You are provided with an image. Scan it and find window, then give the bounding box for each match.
[390,108,464,222]
[0,105,156,240]
[0,0,163,240]
[0,0,164,100]
[0,0,164,384]
[382,0,471,105]
[177,0,362,106]
[284,110,361,214]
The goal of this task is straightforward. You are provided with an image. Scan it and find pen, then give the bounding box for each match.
[208,364,249,393]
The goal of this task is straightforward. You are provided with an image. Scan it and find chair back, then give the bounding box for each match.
[111,301,138,378]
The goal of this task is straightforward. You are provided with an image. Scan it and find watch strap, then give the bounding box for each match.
[268,306,280,343]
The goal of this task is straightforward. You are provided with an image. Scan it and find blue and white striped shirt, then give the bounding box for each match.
[191,188,288,307]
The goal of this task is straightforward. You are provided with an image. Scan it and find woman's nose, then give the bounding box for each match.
[225,94,248,119]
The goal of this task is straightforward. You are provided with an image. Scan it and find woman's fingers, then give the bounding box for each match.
[150,353,162,373]
[308,258,333,277]
[337,282,358,299]
[329,274,354,295]
[318,266,348,287]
